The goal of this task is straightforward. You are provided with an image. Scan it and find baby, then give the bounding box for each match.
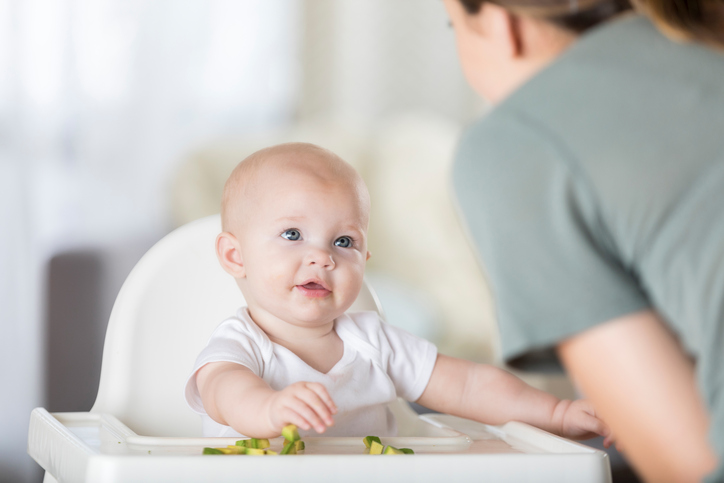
[185,142,611,443]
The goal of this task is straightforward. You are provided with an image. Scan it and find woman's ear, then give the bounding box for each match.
[216,232,245,278]
[484,3,524,59]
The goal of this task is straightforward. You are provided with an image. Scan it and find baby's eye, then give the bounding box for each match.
[334,236,353,248]
[281,229,301,241]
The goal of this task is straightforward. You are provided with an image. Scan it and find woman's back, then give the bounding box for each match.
[452,14,724,480]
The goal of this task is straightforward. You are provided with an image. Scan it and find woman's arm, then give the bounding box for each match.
[196,361,336,438]
[416,354,607,439]
[557,309,717,483]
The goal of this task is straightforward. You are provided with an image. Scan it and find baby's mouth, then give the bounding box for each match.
[296,280,331,298]
[302,282,325,290]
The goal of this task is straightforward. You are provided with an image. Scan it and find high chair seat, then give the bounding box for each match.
[28,214,612,483]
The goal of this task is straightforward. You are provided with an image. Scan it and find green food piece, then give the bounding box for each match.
[363,436,382,448]
[249,438,270,449]
[400,448,415,454]
[235,439,249,447]
[383,445,404,455]
[293,440,305,451]
[245,448,266,455]
[282,424,300,442]
[203,447,224,455]
[265,450,278,455]
[281,441,297,455]
[226,445,247,454]
[368,441,384,455]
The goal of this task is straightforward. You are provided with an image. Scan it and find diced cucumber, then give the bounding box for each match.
[362,436,382,448]
[282,424,300,442]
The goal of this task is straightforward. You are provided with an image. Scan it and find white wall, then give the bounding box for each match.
[0,1,300,481]
[1,1,495,481]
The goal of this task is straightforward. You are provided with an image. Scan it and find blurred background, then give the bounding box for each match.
[0,1,579,481]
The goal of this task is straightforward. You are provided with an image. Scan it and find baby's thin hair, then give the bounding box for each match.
[220,142,367,232]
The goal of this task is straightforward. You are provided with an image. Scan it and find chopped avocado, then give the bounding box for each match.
[282,424,300,442]
[281,441,297,455]
[225,445,246,454]
[293,440,305,451]
[249,438,270,449]
[383,445,404,455]
[400,448,415,454]
[245,448,266,455]
[235,438,270,449]
[265,449,278,455]
[203,447,224,455]
[363,436,382,448]
[368,440,384,455]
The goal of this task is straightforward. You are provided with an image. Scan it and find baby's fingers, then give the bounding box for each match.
[296,384,335,428]
[285,395,329,434]
[278,407,317,434]
[303,382,337,415]
[574,412,610,440]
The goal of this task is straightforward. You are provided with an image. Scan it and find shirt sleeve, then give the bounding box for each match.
[184,316,268,415]
[376,316,438,402]
[452,112,650,372]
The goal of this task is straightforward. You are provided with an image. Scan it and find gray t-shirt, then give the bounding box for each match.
[453,15,724,481]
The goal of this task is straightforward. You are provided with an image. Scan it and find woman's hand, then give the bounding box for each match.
[264,381,337,435]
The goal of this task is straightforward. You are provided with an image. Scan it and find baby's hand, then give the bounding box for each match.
[266,381,337,435]
[556,399,611,444]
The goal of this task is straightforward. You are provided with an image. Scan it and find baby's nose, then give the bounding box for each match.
[305,248,335,270]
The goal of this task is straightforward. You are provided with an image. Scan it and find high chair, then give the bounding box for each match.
[28,215,612,482]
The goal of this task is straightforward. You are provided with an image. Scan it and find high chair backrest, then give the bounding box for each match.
[91,214,383,437]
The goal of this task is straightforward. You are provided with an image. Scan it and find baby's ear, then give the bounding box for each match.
[216,232,245,278]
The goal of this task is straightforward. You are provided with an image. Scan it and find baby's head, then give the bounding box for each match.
[216,142,371,330]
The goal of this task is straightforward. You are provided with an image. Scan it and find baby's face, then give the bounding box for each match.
[234,167,370,330]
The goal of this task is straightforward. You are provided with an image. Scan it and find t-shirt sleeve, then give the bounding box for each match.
[452,113,650,371]
[184,317,268,415]
[375,316,438,402]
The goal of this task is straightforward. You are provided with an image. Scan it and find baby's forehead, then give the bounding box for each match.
[222,146,369,231]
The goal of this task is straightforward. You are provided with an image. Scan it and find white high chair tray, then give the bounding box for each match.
[29,407,611,483]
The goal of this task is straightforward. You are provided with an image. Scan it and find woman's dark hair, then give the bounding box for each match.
[459,0,633,33]
[457,0,724,45]
[636,0,724,46]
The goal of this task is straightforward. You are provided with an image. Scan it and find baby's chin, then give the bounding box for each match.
[285,301,352,325]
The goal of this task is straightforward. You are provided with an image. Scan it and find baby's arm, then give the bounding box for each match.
[416,354,609,441]
[196,361,337,438]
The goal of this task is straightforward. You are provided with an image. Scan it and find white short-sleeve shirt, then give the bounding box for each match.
[184,308,438,437]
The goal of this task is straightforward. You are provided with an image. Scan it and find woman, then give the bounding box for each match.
[445,0,724,481]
